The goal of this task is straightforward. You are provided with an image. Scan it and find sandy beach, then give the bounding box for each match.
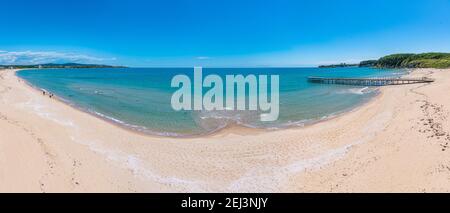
[1,68,449,192]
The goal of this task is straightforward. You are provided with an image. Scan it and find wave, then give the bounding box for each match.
[335,86,375,95]
[88,110,189,137]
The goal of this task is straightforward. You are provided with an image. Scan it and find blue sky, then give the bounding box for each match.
[0,0,449,67]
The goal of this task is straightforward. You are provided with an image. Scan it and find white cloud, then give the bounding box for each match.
[0,50,116,65]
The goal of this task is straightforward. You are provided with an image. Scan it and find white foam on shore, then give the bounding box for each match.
[126,155,205,191]
[69,135,207,192]
[226,142,360,192]
[17,98,76,127]
[336,86,373,95]
[227,109,394,192]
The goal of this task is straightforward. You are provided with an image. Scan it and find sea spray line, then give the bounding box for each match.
[171,67,280,121]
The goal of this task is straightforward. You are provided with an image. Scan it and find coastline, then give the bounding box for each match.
[15,71,264,138]
[1,68,450,192]
[14,69,386,139]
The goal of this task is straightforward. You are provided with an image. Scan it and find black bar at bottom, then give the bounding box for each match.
[1,193,450,211]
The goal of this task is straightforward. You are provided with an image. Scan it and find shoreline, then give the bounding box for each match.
[15,71,264,138]
[14,69,386,139]
[2,68,450,192]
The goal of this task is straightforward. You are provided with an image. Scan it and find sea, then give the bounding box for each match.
[16,67,404,137]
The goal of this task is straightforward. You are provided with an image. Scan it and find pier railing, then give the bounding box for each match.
[307,76,434,86]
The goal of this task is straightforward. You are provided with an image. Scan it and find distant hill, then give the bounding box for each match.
[359,60,378,67]
[318,63,358,68]
[319,52,450,69]
[0,63,127,69]
[374,53,450,68]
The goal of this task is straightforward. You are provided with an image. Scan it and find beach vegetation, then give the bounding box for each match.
[318,63,358,68]
[375,53,450,68]
[320,53,450,69]
[359,60,378,67]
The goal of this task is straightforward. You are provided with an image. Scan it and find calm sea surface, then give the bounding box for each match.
[17,67,404,136]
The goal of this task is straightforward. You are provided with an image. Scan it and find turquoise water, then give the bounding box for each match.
[17,67,404,136]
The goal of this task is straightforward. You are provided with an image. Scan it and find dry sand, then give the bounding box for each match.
[0,68,449,192]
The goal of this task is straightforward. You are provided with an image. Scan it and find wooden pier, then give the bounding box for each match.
[307,76,434,86]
